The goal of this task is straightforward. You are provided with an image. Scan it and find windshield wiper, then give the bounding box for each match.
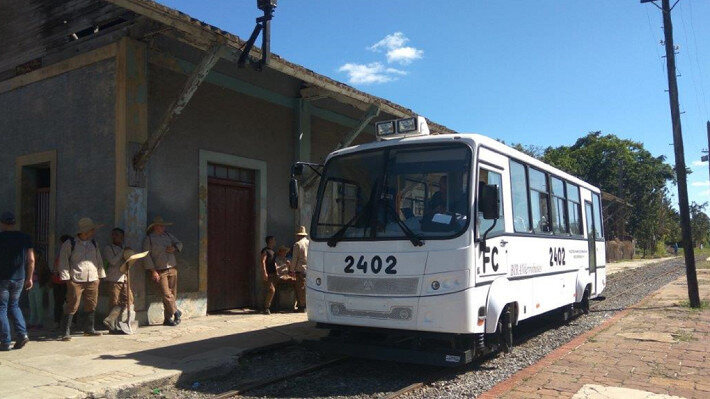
[327,199,374,247]
[380,199,424,247]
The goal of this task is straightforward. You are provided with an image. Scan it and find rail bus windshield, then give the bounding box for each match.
[313,143,471,243]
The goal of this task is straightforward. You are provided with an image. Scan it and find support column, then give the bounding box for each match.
[294,99,313,227]
[115,37,149,314]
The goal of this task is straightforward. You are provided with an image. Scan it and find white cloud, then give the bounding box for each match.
[691,181,710,187]
[338,62,406,85]
[368,32,423,65]
[692,160,707,166]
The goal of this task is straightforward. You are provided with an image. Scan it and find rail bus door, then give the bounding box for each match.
[584,201,597,294]
[476,156,509,283]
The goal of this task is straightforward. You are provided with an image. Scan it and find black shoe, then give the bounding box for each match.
[174,309,182,325]
[13,336,29,350]
[59,313,73,341]
[83,312,103,336]
[163,318,177,327]
[0,343,10,351]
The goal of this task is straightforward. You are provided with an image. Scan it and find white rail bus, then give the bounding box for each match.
[290,116,606,366]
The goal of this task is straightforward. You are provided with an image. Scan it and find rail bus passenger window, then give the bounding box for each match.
[478,168,504,236]
[567,182,582,236]
[550,176,568,235]
[529,168,551,233]
[510,161,530,232]
[592,193,603,239]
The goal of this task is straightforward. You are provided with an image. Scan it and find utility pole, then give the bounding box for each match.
[706,121,710,182]
[643,0,700,307]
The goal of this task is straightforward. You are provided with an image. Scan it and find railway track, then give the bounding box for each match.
[182,258,685,399]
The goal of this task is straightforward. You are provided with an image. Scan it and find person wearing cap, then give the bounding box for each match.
[57,217,106,341]
[0,211,34,351]
[142,216,183,326]
[291,226,309,312]
[102,228,132,310]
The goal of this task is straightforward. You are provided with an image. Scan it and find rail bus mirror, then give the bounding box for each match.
[292,163,304,177]
[479,184,500,220]
[289,178,299,209]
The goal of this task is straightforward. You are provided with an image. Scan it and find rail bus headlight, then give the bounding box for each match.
[376,121,395,137]
[424,270,468,295]
[397,117,417,133]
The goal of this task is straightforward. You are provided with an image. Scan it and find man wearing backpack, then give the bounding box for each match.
[57,217,106,341]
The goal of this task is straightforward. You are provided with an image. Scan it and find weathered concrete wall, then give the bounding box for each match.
[145,61,366,308]
[0,60,116,245]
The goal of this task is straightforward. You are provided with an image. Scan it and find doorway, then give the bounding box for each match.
[207,164,256,311]
[584,201,597,295]
[20,164,51,264]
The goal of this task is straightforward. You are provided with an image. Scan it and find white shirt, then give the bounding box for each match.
[58,237,106,282]
[102,244,126,283]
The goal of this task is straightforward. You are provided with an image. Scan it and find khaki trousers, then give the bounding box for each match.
[295,272,306,309]
[107,281,133,309]
[64,280,100,315]
[156,268,178,319]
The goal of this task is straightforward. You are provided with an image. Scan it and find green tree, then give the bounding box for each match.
[541,132,676,254]
[690,202,710,247]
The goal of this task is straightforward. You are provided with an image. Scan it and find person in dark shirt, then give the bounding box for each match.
[0,212,35,351]
[260,235,277,315]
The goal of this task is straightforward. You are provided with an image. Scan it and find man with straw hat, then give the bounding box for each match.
[57,217,106,341]
[142,216,183,326]
[291,226,309,312]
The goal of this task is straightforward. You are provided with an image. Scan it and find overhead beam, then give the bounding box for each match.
[133,41,224,170]
[337,103,381,150]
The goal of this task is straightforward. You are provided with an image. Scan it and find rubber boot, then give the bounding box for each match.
[83,312,102,336]
[174,309,182,325]
[59,313,73,341]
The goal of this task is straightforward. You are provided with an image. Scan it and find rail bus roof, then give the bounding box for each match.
[327,133,601,194]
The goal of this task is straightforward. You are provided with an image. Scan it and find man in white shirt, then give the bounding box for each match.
[57,218,106,341]
[143,216,183,326]
[102,228,132,310]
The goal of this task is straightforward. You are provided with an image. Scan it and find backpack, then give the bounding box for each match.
[69,237,97,253]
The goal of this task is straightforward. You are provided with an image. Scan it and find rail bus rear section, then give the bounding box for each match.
[289,117,606,366]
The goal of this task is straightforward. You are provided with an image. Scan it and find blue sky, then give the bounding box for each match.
[160,0,710,206]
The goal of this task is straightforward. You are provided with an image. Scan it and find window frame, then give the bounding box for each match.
[476,166,506,238]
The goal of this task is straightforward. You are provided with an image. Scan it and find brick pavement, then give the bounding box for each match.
[480,269,710,399]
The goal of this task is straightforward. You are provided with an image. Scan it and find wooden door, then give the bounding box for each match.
[208,175,256,311]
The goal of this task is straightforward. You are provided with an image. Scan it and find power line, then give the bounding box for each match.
[677,1,707,119]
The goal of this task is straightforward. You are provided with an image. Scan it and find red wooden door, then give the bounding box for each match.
[208,176,256,311]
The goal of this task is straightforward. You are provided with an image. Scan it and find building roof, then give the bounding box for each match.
[106,0,457,135]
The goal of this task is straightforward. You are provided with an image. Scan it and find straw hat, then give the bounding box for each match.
[295,225,308,236]
[146,216,173,233]
[77,217,103,234]
[119,250,150,274]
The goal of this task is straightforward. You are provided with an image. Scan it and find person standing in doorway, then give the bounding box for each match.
[103,228,132,311]
[0,212,34,351]
[143,216,183,326]
[51,235,71,330]
[57,218,106,341]
[260,236,277,315]
[291,226,309,312]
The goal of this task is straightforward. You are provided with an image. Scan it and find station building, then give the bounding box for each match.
[0,0,454,324]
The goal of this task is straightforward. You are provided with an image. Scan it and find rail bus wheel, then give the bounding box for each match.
[499,306,514,353]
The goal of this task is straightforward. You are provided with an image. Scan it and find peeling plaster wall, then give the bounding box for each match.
[145,62,368,306]
[0,60,116,245]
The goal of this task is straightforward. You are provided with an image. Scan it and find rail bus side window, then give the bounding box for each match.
[510,161,530,232]
[566,182,583,236]
[592,193,603,239]
[550,176,568,235]
[528,168,551,233]
[478,168,504,236]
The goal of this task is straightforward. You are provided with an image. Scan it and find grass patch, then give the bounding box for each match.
[678,300,710,310]
[672,330,696,342]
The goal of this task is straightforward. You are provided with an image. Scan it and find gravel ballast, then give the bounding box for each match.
[140,257,685,399]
